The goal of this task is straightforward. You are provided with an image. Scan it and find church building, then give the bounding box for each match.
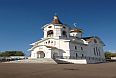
[29,16,105,64]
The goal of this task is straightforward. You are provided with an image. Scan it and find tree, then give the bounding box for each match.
[0,51,24,57]
[104,51,116,59]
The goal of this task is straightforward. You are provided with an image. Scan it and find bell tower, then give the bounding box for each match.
[42,16,69,39]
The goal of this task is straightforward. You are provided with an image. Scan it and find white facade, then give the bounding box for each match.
[29,16,106,63]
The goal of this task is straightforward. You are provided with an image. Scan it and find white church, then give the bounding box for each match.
[29,16,106,64]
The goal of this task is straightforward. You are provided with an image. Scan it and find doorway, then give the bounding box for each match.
[37,51,45,58]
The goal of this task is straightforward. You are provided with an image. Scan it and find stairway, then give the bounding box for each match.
[4,58,73,64]
[4,58,56,64]
[53,59,73,64]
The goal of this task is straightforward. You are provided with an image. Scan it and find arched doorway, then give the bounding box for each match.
[37,51,45,58]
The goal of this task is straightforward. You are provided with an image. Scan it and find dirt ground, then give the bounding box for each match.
[0,62,116,78]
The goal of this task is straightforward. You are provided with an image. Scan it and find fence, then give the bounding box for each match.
[0,56,27,62]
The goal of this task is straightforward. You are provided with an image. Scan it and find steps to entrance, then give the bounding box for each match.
[53,59,73,64]
[4,58,57,64]
[4,58,87,64]
[58,59,87,64]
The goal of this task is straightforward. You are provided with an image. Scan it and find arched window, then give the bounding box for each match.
[81,47,83,51]
[63,26,66,29]
[94,48,96,56]
[96,47,98,56]
[51,41,53,43]
[62,31,67,37]
[76,53,78,59]
[98,48,101,56]
[82,54,84,57]
[47,30,53,37]
[48,26,52,28]
[75,46,77,50]
[48,40,50,43]
[94,39,97,43]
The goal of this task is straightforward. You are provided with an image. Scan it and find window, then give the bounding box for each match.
[76,53,78,59]
[47,30,53,37]
[94,39,97,43]
[94,48,96,56]
[81,47,83,51]
[75,46,77,50]
[63,26,66,29]
[51,41,53,43]
[48,26,52,28]
[82,54,84,57]
[73,34,75,36]
[48,40,50,43]
[96,47,98,56]
[62,31,67,37]
[98,49,101,56]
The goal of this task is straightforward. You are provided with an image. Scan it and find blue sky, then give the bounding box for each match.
[0,0,116,55]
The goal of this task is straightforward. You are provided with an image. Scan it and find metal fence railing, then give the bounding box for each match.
[0,56,27,62]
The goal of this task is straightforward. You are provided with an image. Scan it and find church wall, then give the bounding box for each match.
[51,49,63,58]
[36,39,71,59]
[84,42,105,63]
[68,40,105,63]
[31,50,37,59]
[54,26,62,38]
[69,42,84,59]
[61,26,70,38]
[54,40,70,58]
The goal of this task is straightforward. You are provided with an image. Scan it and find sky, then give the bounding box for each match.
[0,0,116,55]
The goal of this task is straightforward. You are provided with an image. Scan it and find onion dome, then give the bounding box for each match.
[70,28,83,33]
[51,16,62,24]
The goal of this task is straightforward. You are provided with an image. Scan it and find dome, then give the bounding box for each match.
[70,28,83,33]
[51,16,62,24]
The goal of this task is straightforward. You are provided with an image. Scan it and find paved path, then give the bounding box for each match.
[0,62,116,78]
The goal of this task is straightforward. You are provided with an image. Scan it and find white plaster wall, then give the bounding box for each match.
[70,32,82,38]
[54,39,70,58]
[43,24,55,38]
[31,50,37,59]
[54,26,62,38]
